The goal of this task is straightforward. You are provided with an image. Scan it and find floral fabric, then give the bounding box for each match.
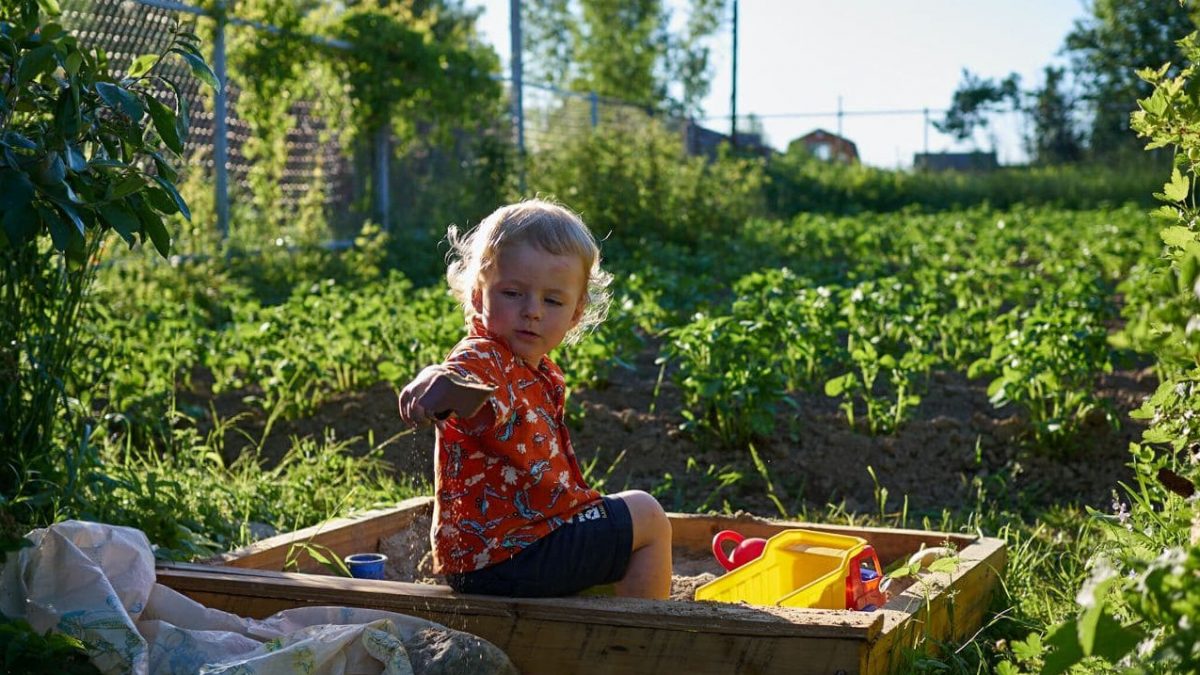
[433,319,601,575]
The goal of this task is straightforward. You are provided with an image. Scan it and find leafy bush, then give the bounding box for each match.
[0,0,208,523]
[528,118,765,246]
[1003,30,1200,675]
[765,144,1163,218]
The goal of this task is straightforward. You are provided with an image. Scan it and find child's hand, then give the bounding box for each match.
[397,365,449,427]
[397,366,495,427]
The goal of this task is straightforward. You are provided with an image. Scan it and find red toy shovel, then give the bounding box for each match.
[712,530,767,571]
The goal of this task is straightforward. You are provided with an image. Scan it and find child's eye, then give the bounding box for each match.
[502,289,520,298]
[546,298,563,306]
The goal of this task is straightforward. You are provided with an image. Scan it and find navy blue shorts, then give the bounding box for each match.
[445,496,633,597]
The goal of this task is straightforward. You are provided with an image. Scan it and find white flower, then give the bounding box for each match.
[502,466,518,485]
[473,551,491,569]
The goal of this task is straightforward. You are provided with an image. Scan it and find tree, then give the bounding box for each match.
[1027,66,1083,165]
[934,69,1021,148]
[1064,0,1198,154]
[522,0,726,115]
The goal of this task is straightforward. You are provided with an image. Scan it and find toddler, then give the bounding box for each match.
[397,199,672,599]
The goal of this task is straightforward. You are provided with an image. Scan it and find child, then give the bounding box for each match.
[397,199,672,599]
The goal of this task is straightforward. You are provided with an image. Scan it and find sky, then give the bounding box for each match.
[466,1,1090,168]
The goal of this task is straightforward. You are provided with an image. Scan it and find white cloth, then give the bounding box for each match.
[0,521,515,674]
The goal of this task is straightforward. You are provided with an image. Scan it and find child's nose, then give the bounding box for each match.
[522,298,540,319]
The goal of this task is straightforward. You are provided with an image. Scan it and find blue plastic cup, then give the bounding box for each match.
[344,552,388,580]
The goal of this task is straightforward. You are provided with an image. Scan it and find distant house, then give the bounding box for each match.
[792,129,858,164]
[913,151,998,172]
[683,120,773,160]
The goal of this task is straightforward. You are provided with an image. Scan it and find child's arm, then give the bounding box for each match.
[397,365,495,427]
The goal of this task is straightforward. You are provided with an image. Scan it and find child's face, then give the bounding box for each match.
[474,241,586,366]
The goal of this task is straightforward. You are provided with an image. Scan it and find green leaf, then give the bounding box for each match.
[97,202,139,246]
[64,144,85,172]
[150,152,178,183]
[39,204,71,252]
[35,0,62,15]
[927,556,960,574]
[1076,577,1115,655]
[130,196,171,257]
[0,169,35,210]
[16,44,56,87]
[1088,612,1143,662]
[824,374,849,397]
[1040,618,1084,675]
[1,131,37,150]
[994,662,1021,675]
[108,174,144,199]
[55,201,85,235]
[1164,168,1190,202]
[65,51,82,77]
[2,201,39,246]
[150,176,190,221]
[1162,225,1196,248]
[32,152,65,186]
[145,95,183,154]
[140,211,171,257]
[175,50,218,89]
[95,82,144,120]
[127,53,157,79]
[1010,633,1043,662]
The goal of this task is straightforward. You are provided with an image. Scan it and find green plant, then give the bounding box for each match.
[1015,25,1200,674]
[0,0,208,518]
[661,314,790,448]
[0,618,99,675]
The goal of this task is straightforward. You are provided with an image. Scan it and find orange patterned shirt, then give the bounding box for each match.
[431,319,601,575]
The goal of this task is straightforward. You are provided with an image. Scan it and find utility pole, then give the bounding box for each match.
[510,0,526,193]
[730,0,738,148]
[837,95,843,138]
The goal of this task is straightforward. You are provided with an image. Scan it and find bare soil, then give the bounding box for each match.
[193,342,1155,521]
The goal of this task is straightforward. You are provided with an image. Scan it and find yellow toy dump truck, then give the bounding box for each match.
[694,528,887,610]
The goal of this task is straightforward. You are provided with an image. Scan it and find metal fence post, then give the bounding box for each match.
[510,0,525,194]
[212,4,230,239]
[375,122,391,231]
[590,91,598,129]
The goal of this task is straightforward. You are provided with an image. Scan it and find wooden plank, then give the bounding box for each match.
[861,536,1007,674]
[215,495,432,572]
[158,563,884,675]
[159,564,883,639]
[224,496,977,571]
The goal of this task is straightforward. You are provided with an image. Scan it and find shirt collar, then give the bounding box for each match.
[469,317,550,373]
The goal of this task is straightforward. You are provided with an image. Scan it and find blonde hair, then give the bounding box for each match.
[445,199,612,344]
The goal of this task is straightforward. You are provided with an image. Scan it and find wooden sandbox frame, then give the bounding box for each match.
[157,496,1006,674]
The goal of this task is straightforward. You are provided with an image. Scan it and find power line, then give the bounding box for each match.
[698,107,949,121]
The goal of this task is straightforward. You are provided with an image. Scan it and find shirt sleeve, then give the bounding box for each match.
[442,338,516,435]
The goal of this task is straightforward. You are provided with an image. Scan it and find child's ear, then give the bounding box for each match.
[471,286,484,314]
[571,299,586,326]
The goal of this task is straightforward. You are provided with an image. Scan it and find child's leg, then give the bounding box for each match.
[610,489,672,599]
